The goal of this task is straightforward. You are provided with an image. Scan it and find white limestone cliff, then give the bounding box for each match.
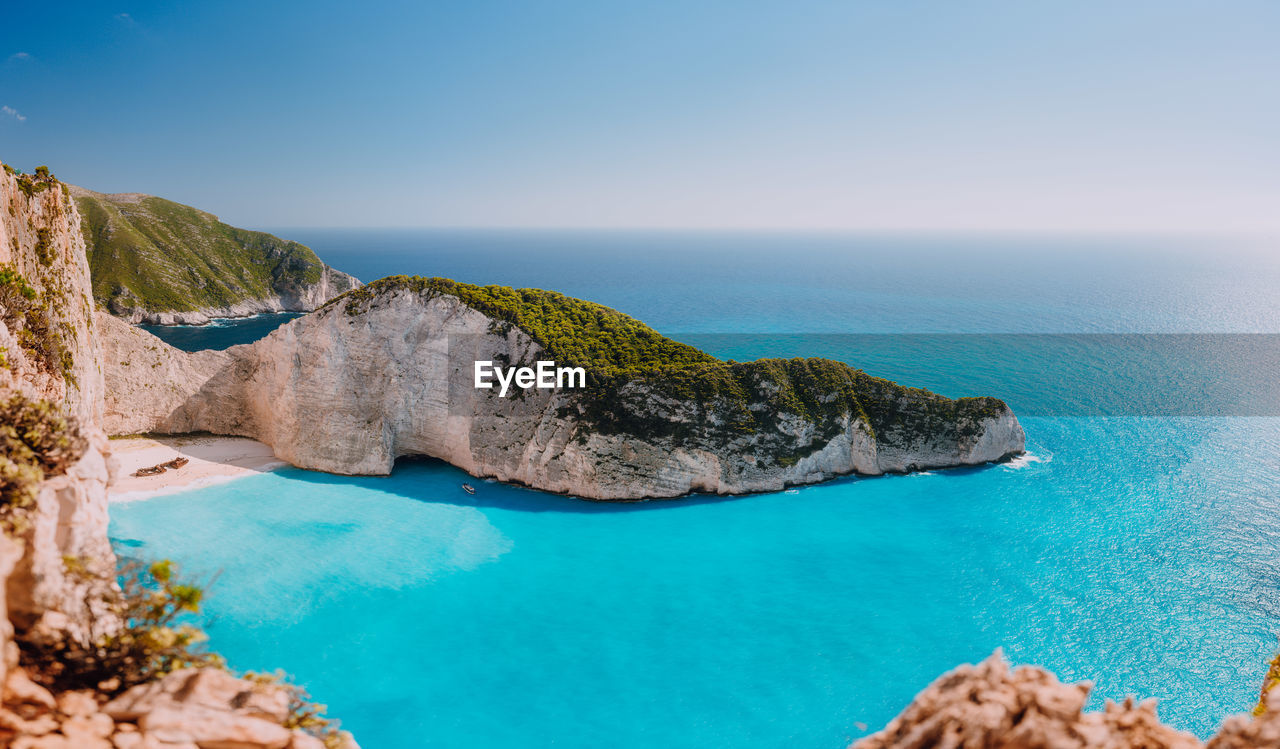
[100,284,1026,499]
[0,168,116,645]
[2,164,356,748]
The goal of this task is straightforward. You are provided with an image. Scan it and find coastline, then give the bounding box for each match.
[140,311,302,329]
[117,301,306,327]
[108,435,286,502]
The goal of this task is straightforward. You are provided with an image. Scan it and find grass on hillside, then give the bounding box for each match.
[76,190,345,314]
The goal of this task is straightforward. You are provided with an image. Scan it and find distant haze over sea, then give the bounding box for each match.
[278,229,1280,334]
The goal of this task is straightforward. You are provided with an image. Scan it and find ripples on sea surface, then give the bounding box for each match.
[111,232,1280,747]
[141,313,303,351]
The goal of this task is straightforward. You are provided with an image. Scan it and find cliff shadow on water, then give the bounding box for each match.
[262,454,1011,516]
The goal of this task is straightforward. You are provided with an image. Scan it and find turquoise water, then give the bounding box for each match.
[110,233,1280,747]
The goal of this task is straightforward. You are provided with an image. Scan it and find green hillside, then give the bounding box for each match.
[73,187,355,315]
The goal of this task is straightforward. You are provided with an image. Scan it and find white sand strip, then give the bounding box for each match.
[108,435,287,502]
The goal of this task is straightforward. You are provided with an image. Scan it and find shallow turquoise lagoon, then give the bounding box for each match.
[110,416,1280,748]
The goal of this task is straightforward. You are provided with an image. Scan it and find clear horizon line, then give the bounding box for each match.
[255,224,1280,241]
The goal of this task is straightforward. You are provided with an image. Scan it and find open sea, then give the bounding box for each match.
[112,230,1280,747]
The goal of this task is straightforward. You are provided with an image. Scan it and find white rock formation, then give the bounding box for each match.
[1,176,102,422]
[101,283,1026,499]
[852,650,1280,749]
[0,168,116,644]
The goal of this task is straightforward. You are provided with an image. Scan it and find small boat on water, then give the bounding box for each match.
[461,483,476,495]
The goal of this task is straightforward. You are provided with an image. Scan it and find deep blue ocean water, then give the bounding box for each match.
[111,231,1280,747]
[140,313,303,351]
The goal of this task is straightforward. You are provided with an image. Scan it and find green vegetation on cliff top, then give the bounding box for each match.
[329,276,1009,447]
[74,188,352,314]
[329,275,719,376]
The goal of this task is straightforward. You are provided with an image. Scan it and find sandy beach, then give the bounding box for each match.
[108,435,287,502]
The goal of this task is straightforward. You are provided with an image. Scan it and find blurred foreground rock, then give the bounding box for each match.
[0,665,356,749]
[852,651,1280,749]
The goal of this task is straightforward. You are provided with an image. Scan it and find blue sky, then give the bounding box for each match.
[2,1,1277,232]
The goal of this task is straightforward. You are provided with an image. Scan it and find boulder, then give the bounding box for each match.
[56,689,99,717]
[4,669,57,712]
[136,705,291,749]
[61,711,115,741]
[286,730,326,749]
[103,669,288,724]
[852,651,1201,749]
[111,731,197,749]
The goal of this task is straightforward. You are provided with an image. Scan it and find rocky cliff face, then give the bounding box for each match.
[2,163,355,748]
[0,166,116,647]
[72,186,359,325]
[852,651,1280,749]
[101,277,1025,499]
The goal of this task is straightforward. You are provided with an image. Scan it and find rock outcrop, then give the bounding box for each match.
[1209,704,1280,749]
[71,186,359,325]
[853,652,1280,749]
[853,652,1201,749]
[0,664,354,749]
[100,276,1025,499]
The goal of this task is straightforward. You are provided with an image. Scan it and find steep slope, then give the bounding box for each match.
[2,162,356,748]
[0,163,114,646]
[71,186,359,324]
[100,276,1026,499]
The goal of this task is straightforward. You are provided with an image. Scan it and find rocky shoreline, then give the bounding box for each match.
[71,184,360,327]
[107,277,352,327]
